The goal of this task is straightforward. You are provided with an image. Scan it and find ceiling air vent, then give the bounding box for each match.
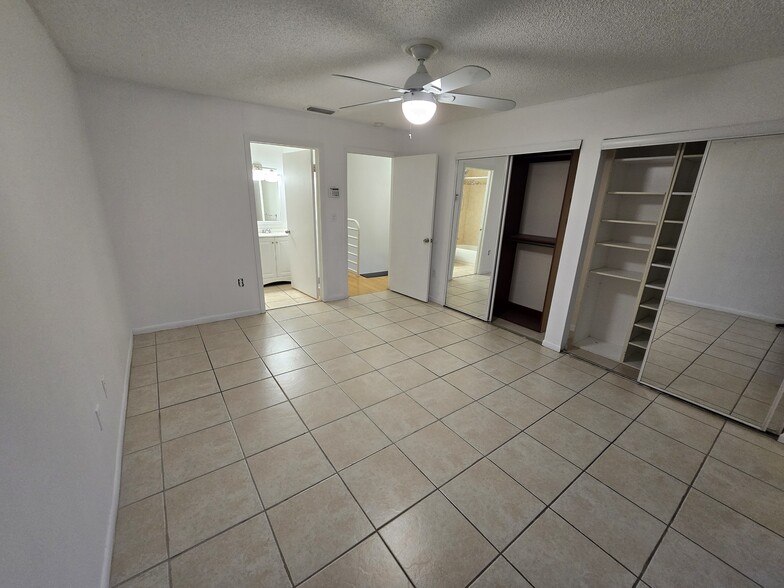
[306,106,335,115]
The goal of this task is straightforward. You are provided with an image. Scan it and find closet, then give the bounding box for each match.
[492,151,579,332]
[570,141,707,371]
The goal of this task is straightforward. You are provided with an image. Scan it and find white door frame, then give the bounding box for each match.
[474,169,496,274]
[244,135,323,312]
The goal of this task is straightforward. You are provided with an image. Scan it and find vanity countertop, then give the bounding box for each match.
[258,231,288,238]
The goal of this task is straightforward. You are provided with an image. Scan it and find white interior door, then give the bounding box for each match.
[282,150,318,299]
[388,154,438,301]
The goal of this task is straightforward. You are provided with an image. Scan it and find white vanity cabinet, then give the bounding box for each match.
[259,234,291,284]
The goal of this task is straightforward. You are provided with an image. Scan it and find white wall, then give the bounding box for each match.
[347,153,392,275]
[413,56,784,351]
[77,74,409,330]
[0,1,130,586]
[668,134,784,321]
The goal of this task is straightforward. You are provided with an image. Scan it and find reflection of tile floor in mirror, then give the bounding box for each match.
[119,290,784,587]
[452,258,475,278]
[264,283,318,309]
[643,302,784,428]
[446,273,492,317]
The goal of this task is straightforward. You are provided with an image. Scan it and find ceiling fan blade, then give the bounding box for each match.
[423,65,490,94]
[438,92,516,111]
[333,74,407,93]
[339,97,403,110]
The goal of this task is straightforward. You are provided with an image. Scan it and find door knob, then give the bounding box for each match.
[423,238,431,243]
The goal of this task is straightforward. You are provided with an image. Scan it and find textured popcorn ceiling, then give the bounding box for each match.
[28,0,784,129]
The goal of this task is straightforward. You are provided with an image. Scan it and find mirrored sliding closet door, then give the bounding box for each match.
[639,134,784,433]
[445,156,509,320]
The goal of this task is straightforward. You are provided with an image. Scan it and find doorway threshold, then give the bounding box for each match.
[491,317,545,343]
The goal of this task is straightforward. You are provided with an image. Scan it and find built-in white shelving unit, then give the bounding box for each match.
[569,141,708,372]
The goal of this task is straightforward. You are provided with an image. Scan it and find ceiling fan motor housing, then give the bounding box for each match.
[402,39,441,89]
[405,62,433,90]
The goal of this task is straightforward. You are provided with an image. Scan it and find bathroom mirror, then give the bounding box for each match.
[445,156,509,319]
[256,180,282,222]
[639,134,784,433]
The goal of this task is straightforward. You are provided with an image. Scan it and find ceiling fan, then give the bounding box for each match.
[334,39,516,125]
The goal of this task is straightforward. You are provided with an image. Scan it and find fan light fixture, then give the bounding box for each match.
[401,92,437,125]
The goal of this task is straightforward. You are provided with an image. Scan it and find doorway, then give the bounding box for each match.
[346,153,392,296]
[248,141,321,310]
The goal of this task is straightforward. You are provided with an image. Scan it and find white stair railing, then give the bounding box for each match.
[347,218,360,274]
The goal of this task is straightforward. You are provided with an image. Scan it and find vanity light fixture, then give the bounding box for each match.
[252,163,281,183]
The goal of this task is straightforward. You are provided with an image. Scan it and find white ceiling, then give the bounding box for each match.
[28,0,784,129]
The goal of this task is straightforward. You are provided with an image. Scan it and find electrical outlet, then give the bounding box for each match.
[237,278,245,287]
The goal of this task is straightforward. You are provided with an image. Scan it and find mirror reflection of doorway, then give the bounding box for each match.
[249,141,321,310]
[446,157,509,319]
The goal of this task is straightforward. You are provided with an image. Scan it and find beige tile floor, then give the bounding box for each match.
[118,291,784,587]
[264,283,317,309]
[642,302,784,428]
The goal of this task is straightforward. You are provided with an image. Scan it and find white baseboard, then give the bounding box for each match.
[101,332,133,588]
[664,296,781,324]
[541,338,563,353]
[132,307,262,334]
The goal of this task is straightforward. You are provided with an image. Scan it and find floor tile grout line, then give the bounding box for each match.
[123,294,780,587]
[624,413,718,456]
[249,452,296,586]
[499,404,661,582]
[630,426,765,587]
[155,354,173,588]
[688,480,784,542]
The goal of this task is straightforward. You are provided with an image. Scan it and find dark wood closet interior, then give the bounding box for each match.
[492,150,579,331]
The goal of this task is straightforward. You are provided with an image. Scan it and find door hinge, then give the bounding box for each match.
[312,164,318,173]
[455,193,459,201]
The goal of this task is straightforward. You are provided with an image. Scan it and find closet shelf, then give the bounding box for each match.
[590,267,643,282]
[606,191,667,197]
[634,318,655,330]
[509,234,556,247]
[671,191,693,196]
[650,262,671,269]
[656,244,677,251]
[601,219,657,226]
[596,241,650,251]
[644,281,667,290]
[682,154,704,160]
[663,220,684,224]
[627,335,650,350]
[639,298,662,311]
[614,155,676,164]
